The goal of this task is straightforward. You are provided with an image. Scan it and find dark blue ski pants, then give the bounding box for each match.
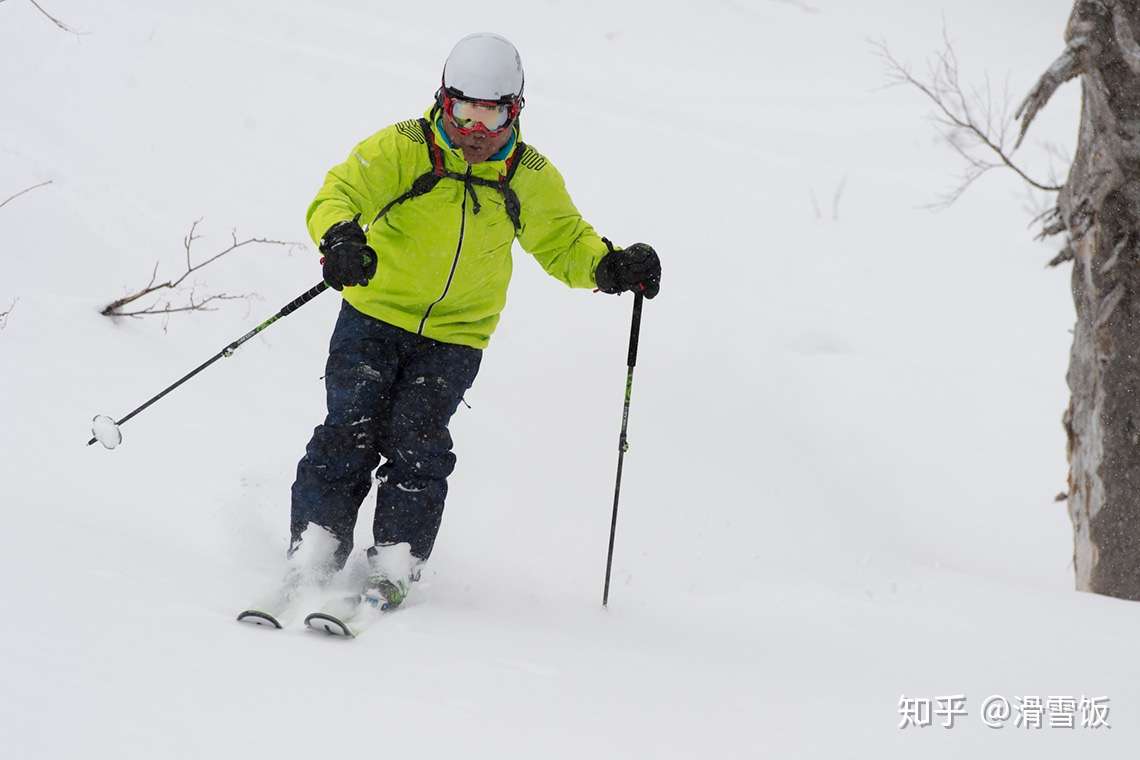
[290,301,481,566]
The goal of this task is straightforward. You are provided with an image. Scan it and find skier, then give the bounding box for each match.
[290,32,661,612]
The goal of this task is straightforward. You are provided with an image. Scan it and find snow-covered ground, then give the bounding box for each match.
[2,0,1132,757]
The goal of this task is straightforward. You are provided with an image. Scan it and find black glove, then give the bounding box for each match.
[594,242,661,299]
[320,217,378,291]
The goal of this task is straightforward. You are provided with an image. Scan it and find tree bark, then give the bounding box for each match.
[1049,1,1140,599]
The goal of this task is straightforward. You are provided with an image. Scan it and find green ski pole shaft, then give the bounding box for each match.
[86,282,329,445]
[603,291,644,607]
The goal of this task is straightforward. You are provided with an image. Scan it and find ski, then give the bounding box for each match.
[236,570,309,630]
[304,590,394,638]
[304,610,356,637]
[237,608,288,629]
[304,592,368,637]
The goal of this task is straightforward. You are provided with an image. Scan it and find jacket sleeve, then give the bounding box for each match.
[513,150,608,289]
[305,127,409,247]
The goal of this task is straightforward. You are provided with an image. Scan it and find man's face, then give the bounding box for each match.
[447,124,513,164]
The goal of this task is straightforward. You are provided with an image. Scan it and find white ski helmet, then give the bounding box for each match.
[441,33,525,103]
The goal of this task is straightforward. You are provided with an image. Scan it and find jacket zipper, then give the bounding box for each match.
[418,167,470,335]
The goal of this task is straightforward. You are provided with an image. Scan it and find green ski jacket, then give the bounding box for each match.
[306,108,609,349]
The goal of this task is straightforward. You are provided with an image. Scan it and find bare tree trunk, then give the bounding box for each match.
[1032,1,1140,599]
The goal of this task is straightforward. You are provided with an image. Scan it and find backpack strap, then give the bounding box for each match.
[419,117,446,177]
[370,119,445,225]
[498,143,525,230]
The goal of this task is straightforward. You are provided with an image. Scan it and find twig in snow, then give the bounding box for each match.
[100,219,301,318]
[0,180,53,210]
[809,177,849,222]
[111,290,250,319]
[25,0,83,34]
[831,175,848,221]
[0,298,16,330]
[768,0,820,14]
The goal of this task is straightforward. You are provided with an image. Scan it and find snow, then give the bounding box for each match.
[91,415,122,449]
[1,0,1132,757]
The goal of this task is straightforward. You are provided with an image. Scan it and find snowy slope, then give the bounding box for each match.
[2,0,1133,757]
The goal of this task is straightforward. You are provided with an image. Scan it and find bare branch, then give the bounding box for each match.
[1047,243,1074,268]
[101,220,299,318]
[831,175,847,221]
[1015,43,1084,148]
[25,0,83,34]
[1027,204,1061,232]
[874,37,1064,209]
[768,0,820,14]
[0,180,52,210]
[110,292,249,318]
[0,298,16,330]
[1036,203,1069,241]
[183,218,202,273]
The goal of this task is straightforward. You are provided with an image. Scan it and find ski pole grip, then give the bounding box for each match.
[626,292,644,368]
[279,281,329,318]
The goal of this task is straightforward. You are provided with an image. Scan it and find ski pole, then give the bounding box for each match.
[88,281,329,448]
[603,291,644,607]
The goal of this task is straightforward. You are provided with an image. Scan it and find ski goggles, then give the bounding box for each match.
[442,90,521,136]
